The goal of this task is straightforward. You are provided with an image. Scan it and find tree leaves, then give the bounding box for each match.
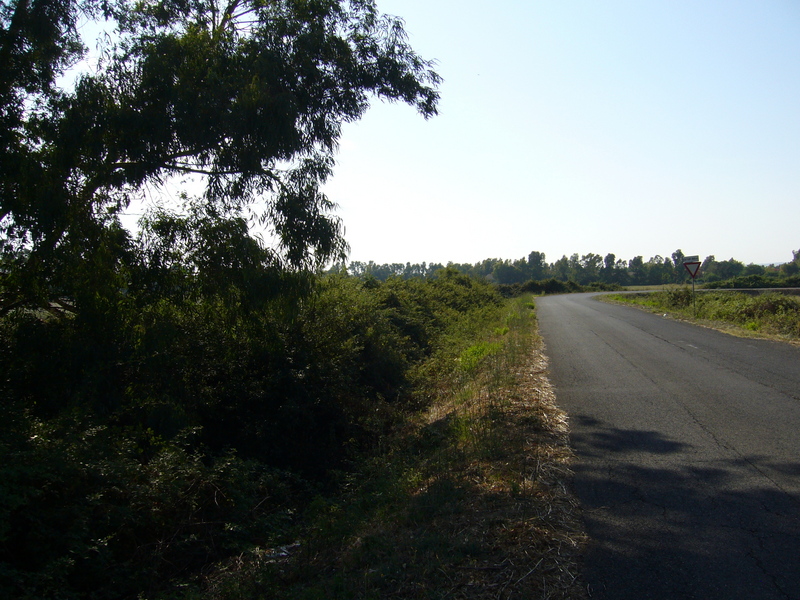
[1,0,440,311]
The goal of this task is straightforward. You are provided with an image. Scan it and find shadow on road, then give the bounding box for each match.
[572,416,691,455]
[568,415,800,600]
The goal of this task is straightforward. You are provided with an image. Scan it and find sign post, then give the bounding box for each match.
[682,255,701,315]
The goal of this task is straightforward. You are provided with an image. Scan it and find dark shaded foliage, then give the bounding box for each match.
[495,278,621,298]
[703,274,800,289]
[0,269,502,599]
[1,0,440,315]
[1,5,443,593]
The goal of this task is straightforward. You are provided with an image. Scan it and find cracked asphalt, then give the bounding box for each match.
[535,293,800,600]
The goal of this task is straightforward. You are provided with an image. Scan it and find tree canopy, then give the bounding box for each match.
[0,0,441,313]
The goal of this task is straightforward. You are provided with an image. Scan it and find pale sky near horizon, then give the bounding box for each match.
[322,0,800,267]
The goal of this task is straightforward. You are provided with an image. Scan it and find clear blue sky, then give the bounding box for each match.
[323,0,800,267]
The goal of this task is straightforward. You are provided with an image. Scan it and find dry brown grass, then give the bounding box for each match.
[404,346,589,600]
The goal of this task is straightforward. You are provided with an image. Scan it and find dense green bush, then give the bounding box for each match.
[703,274,800,289]
[496,278,622,297]
[496,278,576,297]
[612,290,800,339]
[0,268,503,599]
[697,292,800,336]
[664,287,693,308]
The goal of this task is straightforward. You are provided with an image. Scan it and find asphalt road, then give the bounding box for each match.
[535,293,800,600]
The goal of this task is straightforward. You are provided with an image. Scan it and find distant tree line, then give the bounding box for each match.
[342,261,448,281]
[337,248,800,288]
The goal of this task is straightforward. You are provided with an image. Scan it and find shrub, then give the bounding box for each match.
[496,277,579,297]
[0,268,507,599]
[664,287,693,308]
[612,290,800,340]
[703,273,800,289]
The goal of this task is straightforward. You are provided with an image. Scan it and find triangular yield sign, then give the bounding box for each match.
[683,261,701,279]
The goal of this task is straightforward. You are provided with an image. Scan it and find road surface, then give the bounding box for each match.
[535,293,800,600]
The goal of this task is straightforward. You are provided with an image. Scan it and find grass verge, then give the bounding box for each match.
[601,289,800,344]
[190,295,588,599]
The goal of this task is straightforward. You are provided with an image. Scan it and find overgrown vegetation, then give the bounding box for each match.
[702,273,800,289]
[186,294,587,600]
[1,269,587,599]
[495,279,622,297]
[1,4,449,595]
[604,289,800,341]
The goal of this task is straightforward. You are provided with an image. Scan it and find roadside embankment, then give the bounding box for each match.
[200,295,588,599]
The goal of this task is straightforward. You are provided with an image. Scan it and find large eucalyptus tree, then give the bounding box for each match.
[0,0,440,312]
